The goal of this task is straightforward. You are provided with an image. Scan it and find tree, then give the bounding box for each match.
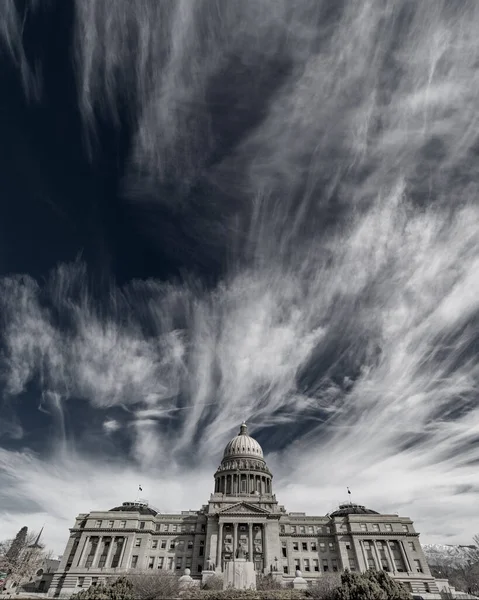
[0,527,50,590]
[333,569,409,600]
[71,576,133,600]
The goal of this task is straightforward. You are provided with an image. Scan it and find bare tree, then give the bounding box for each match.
[0,528,51,591]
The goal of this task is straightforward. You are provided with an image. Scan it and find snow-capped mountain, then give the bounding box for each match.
[423,544,479,568]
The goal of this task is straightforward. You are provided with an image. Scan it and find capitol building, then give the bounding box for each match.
[49,423,438,597]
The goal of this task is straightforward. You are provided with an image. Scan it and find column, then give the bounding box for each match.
[399,541,412,572]
[372,540,381,570]
[386,542,396,574]
[359,540,368,571]
[105,537,115,569]
[248,523,253,562]
[217,522,223,571]
[92,536,103,568]
[77,535,91,567]
[262,524,268,572]
[233,523,238,555]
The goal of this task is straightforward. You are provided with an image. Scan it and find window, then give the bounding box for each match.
[280,525,285,533]
[414,559,423,573]
[294,559,300,571]
[367,558,375,569]
[190,525,195,532]
[408,542,415,551]
[199,541,205,557]
[315,526,321,534]
[293,542,299,551]
[282,542,287,558]
[322,559,329,572]
[385,524,392,531]
[291,526,297,534]
[139,522,145,530]
[120,521,126,528]
[325,527,331,534]
[332,559,338,572]
[304,559,310,572]
[169,541,175,550]
[181,525,186,533]
[349,559,356,571]
[381,559,389,572]
[162,524,168,532]
[186,557,192,569]
[161,540,167,549]
[167,557,174,570]
[158,557,164,569]
[402,525,409,532]
[308,526,314,534]
[108,521,114,528]
[178,540,185,551]
[300,526,306,534]
[131,555,138,568]
[91,577,98,586]
[372,524,380,531]
[394,559,404,572]
[389,541,396,548]
[311,542,317,551]
[360,524,367,531]
[328,542,334,550]
[283,566,289,574]
[364,541,370,550]
[152,540,158,549]
[77,577,85,588]
[148,557,154,569]
[319,543,326,552]
[171,524,177,533]
[135,538,141,547]
[345,543,351,550]
[96,520,102,527]
[155,524,161,531]
[187,540,194,550]
[302,542,308,551]
[201,524,206,532]
[313,559,319,572]
[176,557,183,570]
[376,541,383,550]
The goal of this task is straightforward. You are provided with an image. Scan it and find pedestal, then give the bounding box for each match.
[223,558,256,590]
[293,570,308,591]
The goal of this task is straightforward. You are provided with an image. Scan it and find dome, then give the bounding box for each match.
[109,501,158,516]
[223,422,264,459]
[329,503,379,517]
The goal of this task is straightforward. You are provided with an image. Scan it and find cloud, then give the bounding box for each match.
[1,0,479,555]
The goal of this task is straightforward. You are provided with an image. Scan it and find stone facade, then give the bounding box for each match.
[48,423,438,597]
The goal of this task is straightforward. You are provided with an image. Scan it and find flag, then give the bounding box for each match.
[139,485,142,491]
[347,487,351,495]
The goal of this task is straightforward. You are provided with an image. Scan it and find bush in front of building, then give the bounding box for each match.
[255,573,283,590]
[202,574,224,590]
[70,576,133,599]
[182,588,306,600]
[305,572,341,599]
[333,569,410,600]
[127,570,180,599]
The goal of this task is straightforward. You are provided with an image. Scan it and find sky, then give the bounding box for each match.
[0,0,479,558]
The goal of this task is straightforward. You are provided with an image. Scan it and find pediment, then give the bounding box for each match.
[218,502,271,515]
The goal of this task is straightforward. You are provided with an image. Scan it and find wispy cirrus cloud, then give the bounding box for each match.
[1,0,479,556]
